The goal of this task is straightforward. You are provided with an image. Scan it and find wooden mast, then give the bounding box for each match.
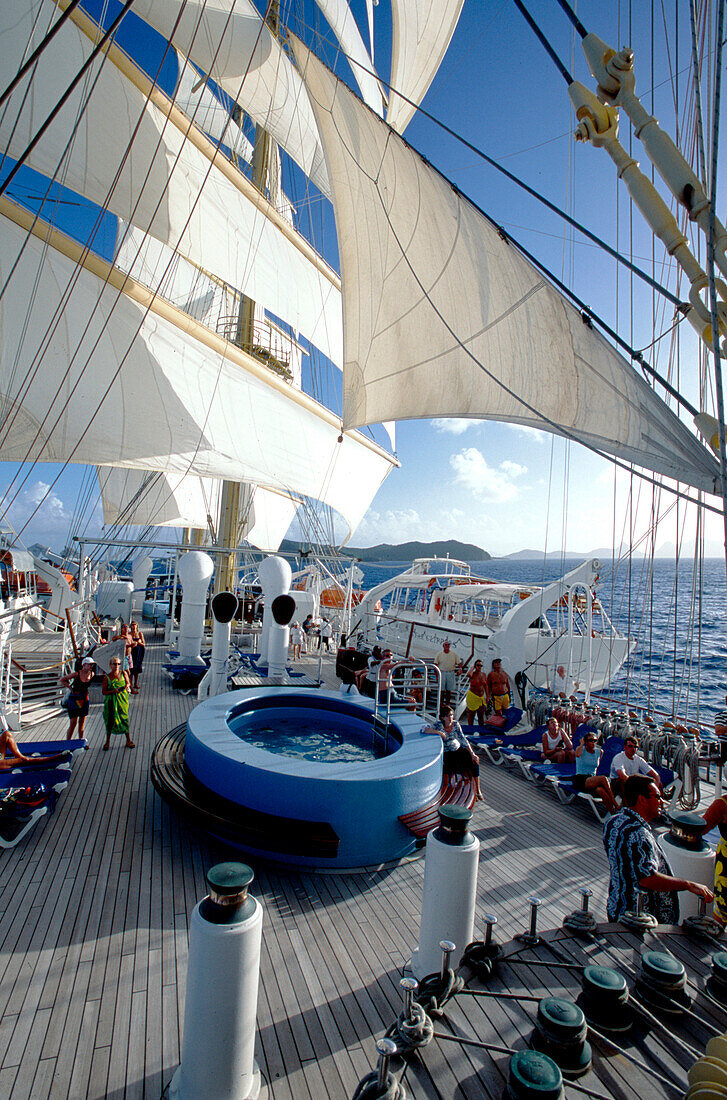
[215,1,280,594]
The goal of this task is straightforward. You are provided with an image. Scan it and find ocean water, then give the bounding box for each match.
[351,556,727,728]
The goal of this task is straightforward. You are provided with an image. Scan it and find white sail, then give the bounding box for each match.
[0,1,343,367]
[0,205,394,540]
[387,0,464,133]
[365,0,375,62]
[313,0,383,114]
[128,0,330,197]
[97,469,297,551]
[98,469,219,530]
[293,39,720,496]
[174,55,254,163]
[243,488,299,551]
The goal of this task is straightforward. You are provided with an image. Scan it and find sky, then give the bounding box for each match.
[1,0,726,561]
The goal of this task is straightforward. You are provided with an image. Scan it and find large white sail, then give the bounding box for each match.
[127,0,331,196]
[174,55,254,163]
[387,0,465,133]
[97,469,297,551]
[293,39,720,496]
[313,0,383,114]
[0,1,343,367]
[0,205,394,540]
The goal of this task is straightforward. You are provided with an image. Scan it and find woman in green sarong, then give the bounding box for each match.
[102,657,134,750]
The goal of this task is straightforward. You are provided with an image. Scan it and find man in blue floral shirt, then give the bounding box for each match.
[603,775,713,923]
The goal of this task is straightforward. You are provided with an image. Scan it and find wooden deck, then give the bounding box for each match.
[0,641,676,1098]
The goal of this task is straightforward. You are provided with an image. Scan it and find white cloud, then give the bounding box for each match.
[500,460,527,478]
[0,480,73,547]
[449,448,526,502]
[352,507,427,545]
[505,423,547,443]
[432,418,477,435]
[26,480,69,518]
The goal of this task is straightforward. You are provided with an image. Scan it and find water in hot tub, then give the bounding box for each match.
[229,705,390,763]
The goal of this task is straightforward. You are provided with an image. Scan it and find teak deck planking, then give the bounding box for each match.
[0,640,633,1098]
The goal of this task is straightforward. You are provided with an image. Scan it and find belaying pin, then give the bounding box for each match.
[440,940,455,978]
[376,1039,398,1089]
[400,977,418,1020]
[517,897,543,945]
[484,914,497,946]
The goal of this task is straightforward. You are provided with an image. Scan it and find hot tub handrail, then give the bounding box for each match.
[375,659,442,738]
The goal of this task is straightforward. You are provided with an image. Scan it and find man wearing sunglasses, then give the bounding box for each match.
[603,775,713,923]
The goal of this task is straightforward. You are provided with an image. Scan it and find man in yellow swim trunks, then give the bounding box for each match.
[465,660,489,726]
[487,658,511,716]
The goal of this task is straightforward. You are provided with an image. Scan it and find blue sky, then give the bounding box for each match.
[1,0,724,558]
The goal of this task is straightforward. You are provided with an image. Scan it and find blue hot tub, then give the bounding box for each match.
[184,688,443,869]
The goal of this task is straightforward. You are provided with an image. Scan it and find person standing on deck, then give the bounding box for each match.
[435,641,461,707]
[465,660,489,726]
[59,656,95,739]
[487,658,511,715]
[603,775,712,922]
[101,656,134,751]
[319,618,333,652]
[129,621,145,694]
[301,614,314,654]
[112,622,133,673]
[290,621,304,661]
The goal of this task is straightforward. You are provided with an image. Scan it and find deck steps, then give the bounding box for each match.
[6,633,67,726]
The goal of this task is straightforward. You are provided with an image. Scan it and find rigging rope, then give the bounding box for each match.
[0,0,280,534]
[0,0,85,112]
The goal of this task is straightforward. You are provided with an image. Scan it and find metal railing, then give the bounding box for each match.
[0,641,22,727]
[374,659,442,739]
[215,316,292,378]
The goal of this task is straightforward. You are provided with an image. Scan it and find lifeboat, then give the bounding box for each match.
[320,587,364,610]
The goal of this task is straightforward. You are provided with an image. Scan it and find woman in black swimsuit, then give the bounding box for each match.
[59,657,95,739]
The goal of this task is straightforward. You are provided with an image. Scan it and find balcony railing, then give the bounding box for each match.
[216,317,293,381]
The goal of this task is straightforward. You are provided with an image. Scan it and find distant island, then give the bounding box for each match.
[278,539,693,564]
[279,538,491,562]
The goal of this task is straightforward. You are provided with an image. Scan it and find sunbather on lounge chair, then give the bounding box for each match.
[0,721,70,771]
[541,718,575,763]
[574,731,618,814]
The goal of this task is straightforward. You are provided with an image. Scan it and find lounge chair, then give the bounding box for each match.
[0,772,69,850]
[465,725,546,767]
[0,803,49,849]
[17,739,87,761]
[0,767,71,794]
[527,737,682,822]
[484,705,523,732]
[513,728,588,785]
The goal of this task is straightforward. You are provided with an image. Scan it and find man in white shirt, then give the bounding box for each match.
[610,736,662,801]
[552,664,580,696]
[435,641,461,706]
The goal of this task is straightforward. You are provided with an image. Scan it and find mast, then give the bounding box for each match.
[215,0,280,594]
